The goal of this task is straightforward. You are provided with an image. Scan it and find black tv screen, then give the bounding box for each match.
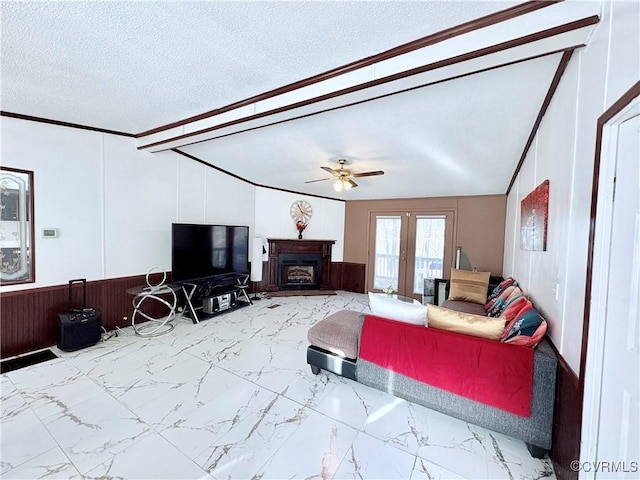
[171,223,249,283]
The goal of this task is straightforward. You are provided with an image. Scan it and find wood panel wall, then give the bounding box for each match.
[1,273,171,359]
[1,264,367,359]
[340,263,366,293]
[330,263,343,292]
[551,355,581,480]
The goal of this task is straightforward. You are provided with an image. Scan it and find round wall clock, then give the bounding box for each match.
[290,200,313,223]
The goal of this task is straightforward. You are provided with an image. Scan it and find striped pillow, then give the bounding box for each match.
[485,277,518,309]
[499,296,531,323]
[448,268,491,305]
[487,286,523,317]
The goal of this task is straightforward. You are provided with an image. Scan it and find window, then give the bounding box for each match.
[0,167,35,285]
[413,216,445,294]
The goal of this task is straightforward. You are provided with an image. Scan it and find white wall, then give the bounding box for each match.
[1,118,106,289]
[0,118,255,291]
[254,187,345,262]
[103,139,178,278]
[0,116,345,291]
[503,0,640,374]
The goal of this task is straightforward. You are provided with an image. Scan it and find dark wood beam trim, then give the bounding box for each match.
[506,50,575,195]
[171,47,578,197]
[172,149,345,203]
[168,46,583,153]
[136,1,561,138]
[172,148,257,186]
[0,111,136,138]
[139,15,597,151]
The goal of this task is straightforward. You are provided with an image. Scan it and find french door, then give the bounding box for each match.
[367,211,455,301]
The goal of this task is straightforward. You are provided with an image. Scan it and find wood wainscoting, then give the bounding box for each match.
[1,273,171,359]
[551,351,581,480]
[340,263,366,293]
[2,264,367,359]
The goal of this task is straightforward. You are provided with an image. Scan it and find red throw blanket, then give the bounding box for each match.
[359,314,535,417]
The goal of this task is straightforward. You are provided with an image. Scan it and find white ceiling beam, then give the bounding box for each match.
[138,20,596,153]
[136,2,599,152]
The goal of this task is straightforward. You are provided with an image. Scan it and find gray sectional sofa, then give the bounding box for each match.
[307,305,557,458]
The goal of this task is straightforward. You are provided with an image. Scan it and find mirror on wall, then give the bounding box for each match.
[0,167,35,285]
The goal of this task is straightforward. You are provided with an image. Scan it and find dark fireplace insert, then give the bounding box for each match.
[278,252,322,290]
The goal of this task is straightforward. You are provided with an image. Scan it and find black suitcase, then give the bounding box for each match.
[57,279,102,352]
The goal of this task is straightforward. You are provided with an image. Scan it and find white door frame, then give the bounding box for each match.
[580,92,639,478]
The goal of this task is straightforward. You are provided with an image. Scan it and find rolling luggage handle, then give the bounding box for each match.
[57,278,102,352]
[67,278,89,313]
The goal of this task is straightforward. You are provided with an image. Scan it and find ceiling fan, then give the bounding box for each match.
[305,159,384,191]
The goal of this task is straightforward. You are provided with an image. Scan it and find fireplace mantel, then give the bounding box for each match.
[266,239,335,291]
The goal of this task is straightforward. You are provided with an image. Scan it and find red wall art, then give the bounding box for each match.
[520,180,549,251]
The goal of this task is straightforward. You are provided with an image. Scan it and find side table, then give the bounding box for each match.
[126,283,180,337]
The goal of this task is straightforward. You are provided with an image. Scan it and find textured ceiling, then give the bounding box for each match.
[181,52,561,200]
[1,0,518,133]
[1,1,601,200]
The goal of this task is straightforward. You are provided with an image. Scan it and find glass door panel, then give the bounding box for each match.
[367,210,454,299]
[412,216,446,294]
[372,215,402,290]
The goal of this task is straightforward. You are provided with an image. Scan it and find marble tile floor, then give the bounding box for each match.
[0,291,555,480]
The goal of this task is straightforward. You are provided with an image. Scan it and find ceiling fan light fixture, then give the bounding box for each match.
[333,177,352,192]
[307,158,383,191]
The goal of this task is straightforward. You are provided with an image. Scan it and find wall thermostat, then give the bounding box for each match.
[42,228,59,238]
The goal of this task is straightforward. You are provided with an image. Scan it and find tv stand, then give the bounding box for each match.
[180,273,252,324]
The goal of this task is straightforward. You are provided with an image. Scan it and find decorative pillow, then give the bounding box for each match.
[499,296,532,323]
[448,269,491,305]
[505,286,523,302]
[501,308,547,347]
[487,286,523,317]
[485,281,516,310]
[486,296,507,317]
[368,292,427,326]
[427,304,505,341]
[485,277,518,309]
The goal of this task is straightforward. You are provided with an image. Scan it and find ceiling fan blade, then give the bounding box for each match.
[321,166,340,176]
[304,177,332,184]
[352,170,385,178]
[345,178,358,189]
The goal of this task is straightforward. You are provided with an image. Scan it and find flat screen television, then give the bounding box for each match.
[171,223,249,283]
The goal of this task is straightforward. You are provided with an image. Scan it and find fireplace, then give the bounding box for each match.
[266,239,335,291]
[278,253,322,290]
